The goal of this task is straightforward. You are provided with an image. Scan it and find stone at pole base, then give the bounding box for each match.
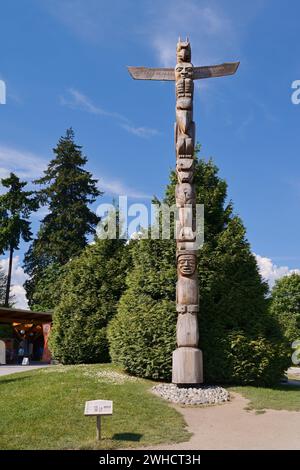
[172,347,203,384]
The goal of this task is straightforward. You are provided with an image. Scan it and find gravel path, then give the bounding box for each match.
[139,392,300,450]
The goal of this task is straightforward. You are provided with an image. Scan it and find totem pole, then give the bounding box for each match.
[128,39,239,384]
[172,40,202,384]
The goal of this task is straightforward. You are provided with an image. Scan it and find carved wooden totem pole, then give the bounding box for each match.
[173,40,202,384]
[128,39,239,384]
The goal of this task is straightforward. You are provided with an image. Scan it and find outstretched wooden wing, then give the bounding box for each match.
[128,62,239,81]
[128,67,175,81]
[193,62,240,80]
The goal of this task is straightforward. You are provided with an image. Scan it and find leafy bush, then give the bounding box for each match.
[207,332,289,385]
[270,274,300,346]
[109,295,176,380]
[49,238,130,364]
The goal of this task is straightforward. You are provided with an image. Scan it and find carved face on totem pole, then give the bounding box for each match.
[175,63,193,81]
[175,183,195,206]
[177,252,196,276]
[176,158,194,183]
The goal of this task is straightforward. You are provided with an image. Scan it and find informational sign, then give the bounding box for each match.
[84,400,113,416]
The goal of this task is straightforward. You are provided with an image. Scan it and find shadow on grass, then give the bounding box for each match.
[271,383,300,392]
[112,433,143,442]
[0,376,33,386]
[231,381,300,393]
[286,380,300,387]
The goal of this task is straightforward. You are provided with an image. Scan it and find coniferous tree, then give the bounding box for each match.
[0,173,37,306]
[108,150,290,385]
[24,128,102,305]
[0,265,15,307]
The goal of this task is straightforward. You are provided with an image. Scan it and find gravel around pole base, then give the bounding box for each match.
[152,383,230,405]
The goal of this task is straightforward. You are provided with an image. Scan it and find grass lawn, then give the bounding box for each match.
[0,364,190,450]
[229,377,300,412]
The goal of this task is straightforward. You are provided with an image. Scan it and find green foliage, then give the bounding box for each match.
[0,266,7,306]
[108,151,290,385]
[0,173,37,305]
[49,238,130,364]
[0,266,14,307]
[270,274,300,345]
[30,263,66,311]
[197,215,289,385]
[108,239,177,380]
[0,173,37,253]
[24,128,102,306]
[0,324,13,339]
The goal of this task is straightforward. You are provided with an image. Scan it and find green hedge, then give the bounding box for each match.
[108,157,290,385]
[49,238,130,364]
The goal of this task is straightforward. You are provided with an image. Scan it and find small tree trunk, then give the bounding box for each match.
[5,245,14,308]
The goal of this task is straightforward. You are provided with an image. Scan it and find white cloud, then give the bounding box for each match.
[98,178,151,199]
[0,145,47,181]
[61,88,159,139]
[120,124,159,138]
[147,1,236,67]
[255,254,300,290]
[0,256,28,309]
[60,88,124,120]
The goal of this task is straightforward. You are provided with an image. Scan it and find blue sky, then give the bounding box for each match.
[1,0,300,306]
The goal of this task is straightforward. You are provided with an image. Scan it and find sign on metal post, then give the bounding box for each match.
[84,400,113,440]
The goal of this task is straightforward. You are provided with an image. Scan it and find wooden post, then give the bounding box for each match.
[96,415,101,440]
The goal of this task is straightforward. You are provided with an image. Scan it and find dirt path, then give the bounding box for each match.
[140,393,300,450]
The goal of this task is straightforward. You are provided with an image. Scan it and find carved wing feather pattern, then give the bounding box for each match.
[193,62,240,79]
[128,67,175,81]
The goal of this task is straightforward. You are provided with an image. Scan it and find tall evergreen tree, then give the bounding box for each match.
[0,173,37,306]
[108,150,290,385]
[24,128,102,305]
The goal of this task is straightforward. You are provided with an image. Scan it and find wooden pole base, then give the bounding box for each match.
[172,347,203,384]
